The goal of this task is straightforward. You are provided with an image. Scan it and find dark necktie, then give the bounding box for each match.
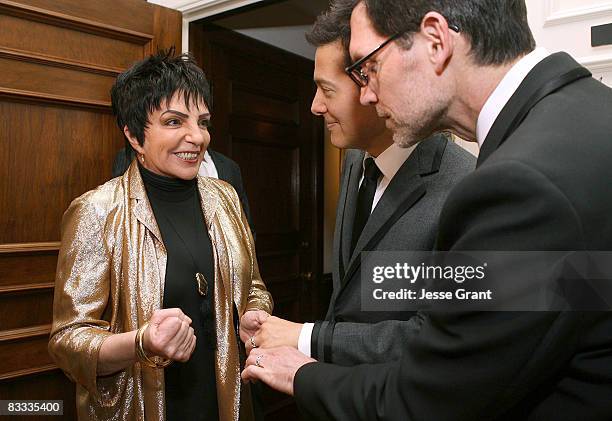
[351,157,382,255]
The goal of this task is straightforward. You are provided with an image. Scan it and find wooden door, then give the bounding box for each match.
[0,0,181,417]
[189,22,324,419]
[190,22,325,322]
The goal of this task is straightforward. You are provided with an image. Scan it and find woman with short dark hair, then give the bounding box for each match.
[49,50,272,421]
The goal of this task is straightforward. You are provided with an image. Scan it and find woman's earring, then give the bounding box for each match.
[140,154,145,164]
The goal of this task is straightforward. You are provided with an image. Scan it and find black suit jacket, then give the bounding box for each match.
[111,147,254,231]
[294,53,612,420]
[311,135,475,365]
[207,150,254,231]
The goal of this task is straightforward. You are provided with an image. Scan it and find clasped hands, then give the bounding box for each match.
[239,310,303,353]
[239,310,316,395]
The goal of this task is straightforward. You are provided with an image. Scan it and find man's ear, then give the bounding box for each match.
[124,126,144,154]
[420,11,456,75]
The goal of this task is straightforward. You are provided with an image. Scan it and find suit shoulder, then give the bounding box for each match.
[344,149,365,164]
[69,178,123,217]
[62,178,124,233]
[341,149,364,171]
[210,150,240,170]
[438,158,587,249]
[344,149,364,160]
[446,158,577,218]
[440,140,476,174]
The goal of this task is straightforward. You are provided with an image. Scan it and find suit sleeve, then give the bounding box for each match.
[48,197,118,406]
[294,159,589,420]
[311,315,424,365]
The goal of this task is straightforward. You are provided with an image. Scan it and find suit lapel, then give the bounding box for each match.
[327,152,363,319]
[478,52,591,166]
[126,161,167,305]
[332,155,350,286]
[127,161,164,244]
[340,135,447,289]
[339,151,365,279]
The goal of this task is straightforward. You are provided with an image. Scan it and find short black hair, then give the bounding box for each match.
[361,0,536,66]
[305,0,357,67]
[110,49,211,148]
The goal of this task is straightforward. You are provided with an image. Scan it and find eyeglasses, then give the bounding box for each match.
[345,32,402,87]
[345,24,460,88]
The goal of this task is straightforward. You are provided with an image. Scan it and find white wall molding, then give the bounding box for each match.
[544,0,612,27]
[579,52,612,69]
[150,0,261,15]
[579,53,612,85]
[181,18,190,53]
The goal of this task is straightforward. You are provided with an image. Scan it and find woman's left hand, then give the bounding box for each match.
[239,310,269,354]
[246,316,302,354]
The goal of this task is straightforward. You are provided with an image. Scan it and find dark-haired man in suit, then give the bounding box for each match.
[240,0,474,368]
[243,1,612,420]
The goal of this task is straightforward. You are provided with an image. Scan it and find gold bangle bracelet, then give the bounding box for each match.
[135,322,172,369]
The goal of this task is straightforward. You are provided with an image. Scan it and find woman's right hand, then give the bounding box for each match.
[143,308,196,362]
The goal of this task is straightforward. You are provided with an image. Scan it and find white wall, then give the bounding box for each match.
[526,0,612,86]
[229,26,315,59]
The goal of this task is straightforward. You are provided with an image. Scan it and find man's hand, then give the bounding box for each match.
[239,310,269,351]
[241,346,316,396]
[246,316,302,354]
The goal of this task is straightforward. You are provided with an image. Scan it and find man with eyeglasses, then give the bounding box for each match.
[240,0,473,369]
[242,0,612,420]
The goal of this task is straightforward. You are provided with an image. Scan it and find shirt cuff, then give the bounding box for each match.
[298,322,314,357]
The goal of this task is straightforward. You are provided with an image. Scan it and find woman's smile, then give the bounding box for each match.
[175,151,201,162]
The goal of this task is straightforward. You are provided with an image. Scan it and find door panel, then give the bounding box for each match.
[0,0,182,415]
[233,142,300,233]
[0,103,121,243]
[0,13,145,70]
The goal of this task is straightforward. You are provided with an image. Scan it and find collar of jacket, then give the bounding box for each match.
[125,160,221,244]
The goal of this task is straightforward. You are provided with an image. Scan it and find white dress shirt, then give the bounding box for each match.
[198,150,219,178]
[476,47,550,146]
[362,143,417,212]
[298,142,416,357]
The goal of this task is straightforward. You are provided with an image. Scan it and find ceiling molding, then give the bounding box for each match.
[544,0,612,27]
[148,0,264,52]
[149,0,263,20]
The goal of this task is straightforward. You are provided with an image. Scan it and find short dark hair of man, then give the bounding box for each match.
[305,0,358,67]
[361,0,536,66]
[110,49,211,149]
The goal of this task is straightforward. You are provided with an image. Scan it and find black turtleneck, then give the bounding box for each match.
[139,164,219,421]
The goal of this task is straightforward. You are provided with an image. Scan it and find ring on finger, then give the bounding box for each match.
[250,336,258,349]
[255,354,264,368]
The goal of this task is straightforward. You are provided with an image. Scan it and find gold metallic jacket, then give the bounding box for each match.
[49,161,273,421]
